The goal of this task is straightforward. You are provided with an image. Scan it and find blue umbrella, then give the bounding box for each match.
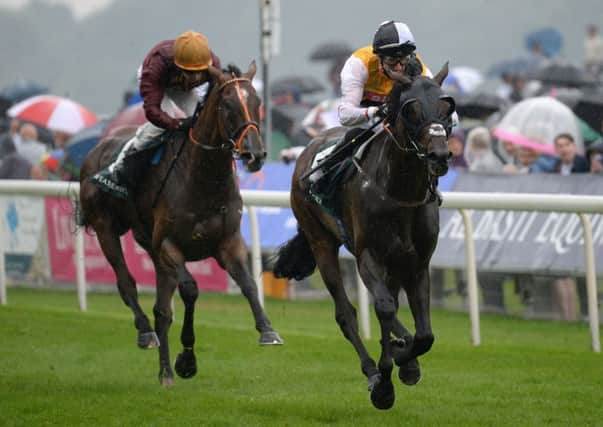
[525,28,563,58]
[62,119,109,179]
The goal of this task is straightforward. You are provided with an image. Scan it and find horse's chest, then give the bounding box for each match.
[366,218,415,256]
[177,204,241,243]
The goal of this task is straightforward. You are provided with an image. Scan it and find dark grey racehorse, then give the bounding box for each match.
[273,64,453,409]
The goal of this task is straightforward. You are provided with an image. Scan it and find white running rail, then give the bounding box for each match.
[0,180,600,352]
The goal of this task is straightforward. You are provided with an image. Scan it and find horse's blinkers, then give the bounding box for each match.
[397,93,454,177]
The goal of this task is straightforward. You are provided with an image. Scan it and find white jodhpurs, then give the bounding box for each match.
[107,82,209,173]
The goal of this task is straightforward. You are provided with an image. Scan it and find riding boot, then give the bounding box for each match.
[91,137,139,199]
[306,127,368,190]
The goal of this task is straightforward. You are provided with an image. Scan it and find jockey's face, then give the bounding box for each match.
[381,55,410,76]
[177,68,209,90]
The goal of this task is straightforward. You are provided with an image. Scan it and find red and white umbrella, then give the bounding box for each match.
[7,95,98,134]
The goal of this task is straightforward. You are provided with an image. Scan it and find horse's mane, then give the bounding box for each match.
[386,79,413,125]
[223,64,242,77]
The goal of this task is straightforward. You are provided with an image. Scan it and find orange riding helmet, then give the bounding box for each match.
[173,31,213,71]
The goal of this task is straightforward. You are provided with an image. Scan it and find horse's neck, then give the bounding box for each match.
[373,137,430,204]
[184,102,234,186]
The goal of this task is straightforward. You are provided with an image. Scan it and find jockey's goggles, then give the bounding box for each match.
[382,55,410,67]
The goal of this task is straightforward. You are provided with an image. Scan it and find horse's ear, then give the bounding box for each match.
[244,60,257,80]
[432,62,449,86]
[208,65,225,83]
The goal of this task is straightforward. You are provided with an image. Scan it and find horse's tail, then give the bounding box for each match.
[272,228,316,280]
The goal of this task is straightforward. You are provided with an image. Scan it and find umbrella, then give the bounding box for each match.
[62,119,109,178]
[0,80,48,104]
[100,104,147,139]
[455,92,508,119]
[487,57,540,78]
[493,96,584,155]
[271,76,325,97]
[572,90,603,132]
[525,28,563,58]
[7,95,97,134]
[309,41,353,61]
[443,67,484,94]
[527,62,599,88]
[272,103,312,136]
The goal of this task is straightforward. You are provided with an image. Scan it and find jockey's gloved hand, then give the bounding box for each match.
[376,103,389,119]
[178,116,195,130]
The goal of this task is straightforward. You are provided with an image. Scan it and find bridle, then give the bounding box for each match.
[189,77,261,158]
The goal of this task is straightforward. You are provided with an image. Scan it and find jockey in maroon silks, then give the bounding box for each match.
[93,30,221,199]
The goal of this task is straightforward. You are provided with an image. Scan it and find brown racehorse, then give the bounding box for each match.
[79,62,283,386]
[273,64,453,409]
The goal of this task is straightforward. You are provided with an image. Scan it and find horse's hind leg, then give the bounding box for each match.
[217,233,283,345]
[94,224,158,349]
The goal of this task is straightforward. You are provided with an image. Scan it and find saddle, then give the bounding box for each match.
[307,128,376,217]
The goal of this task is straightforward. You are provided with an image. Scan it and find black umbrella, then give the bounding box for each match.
[271,76,325,97]
[0,80,48,104]
[309,41,353,61]
[527,62,599,88]
[455,92,508,119]
[271,104,311,136]
[573,91,603,132]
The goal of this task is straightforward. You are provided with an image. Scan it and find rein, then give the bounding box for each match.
[352,122,439,208]
[188,77,260,156]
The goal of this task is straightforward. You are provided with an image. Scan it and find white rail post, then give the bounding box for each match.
[248,206,264,308]
[74,226,87,312]
[356,268,371,339]
[460,209,481,346]
[579,214,600,353]
[0,247,6,305]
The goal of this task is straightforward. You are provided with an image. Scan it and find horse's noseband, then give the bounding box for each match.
[219,77,261,157]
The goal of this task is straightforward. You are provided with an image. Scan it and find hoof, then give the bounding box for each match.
[159,367,174,387]
[399,358,421,386]
[259,331,284,345]
[138,331,160,349]
[368,374,395,410]
[175,349,197,379]
[390,336,412,366]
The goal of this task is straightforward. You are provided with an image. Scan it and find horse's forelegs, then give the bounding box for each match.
[151,239,190,386]
[174,266,198,379]
[358,249,396,410]
[153,268,177,386]
[404,267,435,364]
[313,243,377,380]
[95,226,157,349]
[218,234,283,345]
[387,279,422,386]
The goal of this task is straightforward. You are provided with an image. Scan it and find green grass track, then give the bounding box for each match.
[0,288,601,426]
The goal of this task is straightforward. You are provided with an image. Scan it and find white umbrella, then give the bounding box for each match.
[493,96,584,155]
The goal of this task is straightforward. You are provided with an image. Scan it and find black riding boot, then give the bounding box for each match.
[91,143,139,199]
[306,127,371,191]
